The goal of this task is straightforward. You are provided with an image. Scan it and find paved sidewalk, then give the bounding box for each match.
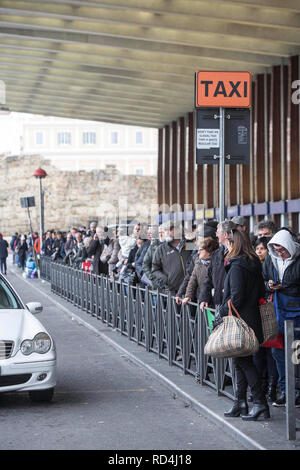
[8,264,300,450]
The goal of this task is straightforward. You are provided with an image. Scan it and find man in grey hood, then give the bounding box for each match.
[262,228,300,407]
[266,229,300,289]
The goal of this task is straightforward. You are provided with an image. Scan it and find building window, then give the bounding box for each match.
[35,132,43,145]
[136,131,143,144]
[110,131,119,144]
[83,131,96,145]
[135,168,144,175]
[58,132,71,145]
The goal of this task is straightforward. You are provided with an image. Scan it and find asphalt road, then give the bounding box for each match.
[0,268,245,451]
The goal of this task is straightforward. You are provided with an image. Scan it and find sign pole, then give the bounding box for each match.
[26,203,34,235]
[219,107,225,222]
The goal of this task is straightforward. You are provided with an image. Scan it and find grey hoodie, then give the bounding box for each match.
[267,230,300,282]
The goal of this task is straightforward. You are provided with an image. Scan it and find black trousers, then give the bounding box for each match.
[253,346,278,385]
[233,355,264,402]
[0,257,7,274]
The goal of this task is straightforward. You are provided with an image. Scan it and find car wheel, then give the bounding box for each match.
[29,388,54,403]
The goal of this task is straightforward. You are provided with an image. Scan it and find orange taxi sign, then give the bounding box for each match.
[195,71,251,108]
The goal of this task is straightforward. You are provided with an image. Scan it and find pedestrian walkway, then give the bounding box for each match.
[8,261,300,450]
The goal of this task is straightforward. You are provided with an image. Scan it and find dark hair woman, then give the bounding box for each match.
[254,236,270,264]
[219,229,269,421]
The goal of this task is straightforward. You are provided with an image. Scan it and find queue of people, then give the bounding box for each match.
[9,216,300,422]
[196,218,300,421]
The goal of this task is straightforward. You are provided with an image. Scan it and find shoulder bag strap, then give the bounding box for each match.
[227,299,241,319]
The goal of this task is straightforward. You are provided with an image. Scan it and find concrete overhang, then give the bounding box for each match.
[0,0,299,127]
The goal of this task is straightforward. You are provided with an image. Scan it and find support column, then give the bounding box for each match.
[186,112,195,208]
[264,71,271,208]
[227,165,237,208]
[163,125,170,206]
[178,117,186,211]
[170,121,178,206]
[269,66,283,203]
[157,128,163,206]
[253,74,266,205]
[287,56,300,232]
[280,62,289,227]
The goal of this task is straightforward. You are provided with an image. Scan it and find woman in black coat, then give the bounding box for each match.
[219,229,269,421]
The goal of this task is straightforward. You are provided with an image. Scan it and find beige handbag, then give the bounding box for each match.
[204,300,259,358]
[259,298,278,343]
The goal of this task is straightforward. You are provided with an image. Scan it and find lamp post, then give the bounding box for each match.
[33,168,47,249]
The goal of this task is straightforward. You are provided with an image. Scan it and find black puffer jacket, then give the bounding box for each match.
[219,255,265,344]
[199,244,227,307]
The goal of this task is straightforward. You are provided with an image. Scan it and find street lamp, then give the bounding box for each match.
[33,167,47,248]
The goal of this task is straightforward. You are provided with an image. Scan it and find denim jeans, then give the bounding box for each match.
[0,257,7,274]
[271,348,285,393]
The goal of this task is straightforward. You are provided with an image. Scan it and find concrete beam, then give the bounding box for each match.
[6,89,182,119]
[1,73,193,107]
[0,45,272,76]
[0,61,193,94]
[5,85,192,112]
[6,99,165,127]
[0,36,283,67]
[2,0,300,32]
[0,14,298,52]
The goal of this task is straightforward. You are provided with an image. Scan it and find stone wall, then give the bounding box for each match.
[0,154,158,236]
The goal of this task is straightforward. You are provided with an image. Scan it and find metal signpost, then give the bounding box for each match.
[33,168,47,246]
[195,71,252,222]
[20,196,35,234]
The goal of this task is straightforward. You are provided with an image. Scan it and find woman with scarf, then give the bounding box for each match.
[181,237,219,305]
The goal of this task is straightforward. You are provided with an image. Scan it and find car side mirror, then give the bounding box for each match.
[26,302,43,314]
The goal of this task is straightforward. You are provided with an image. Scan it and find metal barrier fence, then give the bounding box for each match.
[40,256,236,400]
[284,321,300,440]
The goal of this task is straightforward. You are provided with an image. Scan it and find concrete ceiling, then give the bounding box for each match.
[0,0,300,128]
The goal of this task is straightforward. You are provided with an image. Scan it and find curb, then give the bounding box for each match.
[14,270,266,450]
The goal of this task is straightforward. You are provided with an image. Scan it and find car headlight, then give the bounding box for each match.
[21,333,51,355]
[20,339,34,356]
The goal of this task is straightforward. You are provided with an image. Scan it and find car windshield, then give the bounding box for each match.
[0,279,22,309]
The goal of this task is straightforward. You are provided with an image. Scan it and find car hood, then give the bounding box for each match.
[0,309,49,354]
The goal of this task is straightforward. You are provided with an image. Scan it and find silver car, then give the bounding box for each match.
[0,274,56,402]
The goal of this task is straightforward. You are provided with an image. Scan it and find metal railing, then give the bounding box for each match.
[284,321,300,440]
[40,256,236,400]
